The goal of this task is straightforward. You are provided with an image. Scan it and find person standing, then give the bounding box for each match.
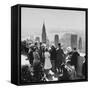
[33,47,43,81]
[56,43,65,72]
[33,53,44,82]
[82,55,87,79]
[71,48,80,73]
[28,47,34,66]
[42,47,45,66]
[50,45,57,73]
[38,42,44,65]
[33,47,40,65]
[44,48,52,74]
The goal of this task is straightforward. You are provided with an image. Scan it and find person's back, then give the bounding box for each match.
[38,46,42,60]
[41,47,45,65]
[71,48,80,71]
[56,43,64,70]
[71,52,79,65]
[50,47,57,60]
[50,46,57,72]
[56,48,64,63]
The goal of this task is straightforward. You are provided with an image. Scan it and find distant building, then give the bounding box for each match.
[46,37,50,48]
[78,37,82,51]
[35,36,40,43]
[60,33,71,51]
[42,22,46,43]
[71,34,78,49]
[30,35,34,41]
[54,34,59,48]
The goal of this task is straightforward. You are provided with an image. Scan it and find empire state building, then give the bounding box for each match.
[42,22,46,43]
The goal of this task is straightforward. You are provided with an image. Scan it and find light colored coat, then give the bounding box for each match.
[44,52,52,70]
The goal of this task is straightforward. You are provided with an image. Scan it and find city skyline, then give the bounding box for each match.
[21,7,85,41]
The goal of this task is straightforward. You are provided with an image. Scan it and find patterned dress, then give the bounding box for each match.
[44,52,52,70]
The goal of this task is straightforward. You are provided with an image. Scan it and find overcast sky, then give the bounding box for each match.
[21,7,85,41]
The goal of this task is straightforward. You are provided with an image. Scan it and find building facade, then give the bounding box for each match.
[54,34,59,48]
[42,22,47,43]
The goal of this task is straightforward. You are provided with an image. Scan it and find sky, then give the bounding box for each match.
[21,7,85,41]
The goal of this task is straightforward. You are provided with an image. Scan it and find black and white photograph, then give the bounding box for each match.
[20,6,88,84]
[0,0,90,89]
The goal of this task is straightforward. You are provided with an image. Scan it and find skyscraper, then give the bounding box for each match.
[35,37,40,43]
[42,22,46,43]
[78,37,82,51]
[54,34,59,48]
[71,34,77,49]
[60,33,71,50]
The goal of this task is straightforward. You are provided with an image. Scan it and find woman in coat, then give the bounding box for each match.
[44,48,52,74]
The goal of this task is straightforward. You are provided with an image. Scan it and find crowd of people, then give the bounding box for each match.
[21,42,86,82]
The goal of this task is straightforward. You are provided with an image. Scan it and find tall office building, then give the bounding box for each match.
[54,34,59,48]
[35,37,40,43]
[71,34,78,49]
[60,33,71,50]
[42,22,46,43]
[78,37,82,51]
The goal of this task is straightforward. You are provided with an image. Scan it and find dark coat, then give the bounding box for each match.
[56,48,64,66]
[82,55,87,77]
[38,47,45,64]
[50,48,57,60]
[38,47,43,60]
[71,51,80,69]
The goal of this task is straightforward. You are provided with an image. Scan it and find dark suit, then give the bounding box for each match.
[71,51,80,70]
[50,48,57,72]
[56,48,64,69]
